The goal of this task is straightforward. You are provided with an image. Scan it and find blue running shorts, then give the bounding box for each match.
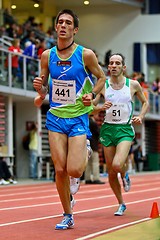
[46,110,92,138]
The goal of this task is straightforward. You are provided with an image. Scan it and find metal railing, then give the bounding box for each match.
[0,47,40,92]
[134,91,160,119]
[0,47,160,119]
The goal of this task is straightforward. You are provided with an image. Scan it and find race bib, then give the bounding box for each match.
[105,103,129,123]
[52,79,76,104]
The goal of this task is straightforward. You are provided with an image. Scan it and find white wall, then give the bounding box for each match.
[61,5,160,75]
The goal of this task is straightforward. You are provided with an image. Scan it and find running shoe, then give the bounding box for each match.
[122,172,131,192]
[0,179,9,185]
[70,177,80,195]
[70,195,76,209]
[9,179,17,184]
[114,204,126,216]
[55,213,74,230]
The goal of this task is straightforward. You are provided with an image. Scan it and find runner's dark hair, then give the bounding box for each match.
[109,53,125,66]
[55,9,79,28]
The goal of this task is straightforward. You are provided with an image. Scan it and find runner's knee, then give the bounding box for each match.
[68,167,84,178]
[112,161,123,173]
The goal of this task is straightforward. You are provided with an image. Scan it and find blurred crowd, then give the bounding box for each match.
[1,9,160,97]
[129,71,160,112]
[0,9,57,58]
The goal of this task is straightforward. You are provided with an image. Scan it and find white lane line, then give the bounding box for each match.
[0,214,62,226]
[0,188,108,203]
[0,180,159,198]
[0,187,160,210]
[0,189,56,197]
[75,218,151,240]
[0,197,159,227]
[0,195,58,203]
[0,184,54,193]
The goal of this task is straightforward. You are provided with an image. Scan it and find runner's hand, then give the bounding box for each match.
[82,93,92,106]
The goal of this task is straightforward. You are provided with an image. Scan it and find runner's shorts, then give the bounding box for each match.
[100,123,135,147]
[46,110,92,138]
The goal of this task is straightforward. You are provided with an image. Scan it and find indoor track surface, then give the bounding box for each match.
[0,172,160,240]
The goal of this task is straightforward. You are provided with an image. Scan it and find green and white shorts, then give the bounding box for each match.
[100,123,135,147]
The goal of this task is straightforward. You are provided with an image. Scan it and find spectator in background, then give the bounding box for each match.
[3,8,16,25]
[0,157,17,185]
[137,72,149,100]
[19,39,40,81]
[0,25,7,37]
[7,38,22,83]
[28,122,38,179]
[85,114,105,184]
[126,138,137,174]
[21,30,36,48]
[37,39,47,59]
[152,77,160,93]
[134,145,146,172]
[131,71,139,80]
[45,32,56,49]
[104,49,112,67]
[6,22,19,38]
[152,77,160,112]
[20,21,33,48]
[22,38,40,60]
[8,38,22,78]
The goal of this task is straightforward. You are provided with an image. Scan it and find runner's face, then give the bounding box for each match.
[108,55,126,77]
[55,13,78,39]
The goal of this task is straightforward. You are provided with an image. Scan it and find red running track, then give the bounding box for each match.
[0,172,160,240]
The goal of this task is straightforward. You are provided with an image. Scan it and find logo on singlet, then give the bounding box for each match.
[57,61,71,66]
[107,94,114,98]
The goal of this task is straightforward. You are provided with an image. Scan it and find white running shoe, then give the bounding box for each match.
[9,179,17,184]
[114,204,126,216]
[70,177,80,195]
[0,179,10,185]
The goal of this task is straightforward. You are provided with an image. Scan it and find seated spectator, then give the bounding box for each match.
[0,157,17,185]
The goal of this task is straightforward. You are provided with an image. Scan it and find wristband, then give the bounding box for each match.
[92,92,96,99]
